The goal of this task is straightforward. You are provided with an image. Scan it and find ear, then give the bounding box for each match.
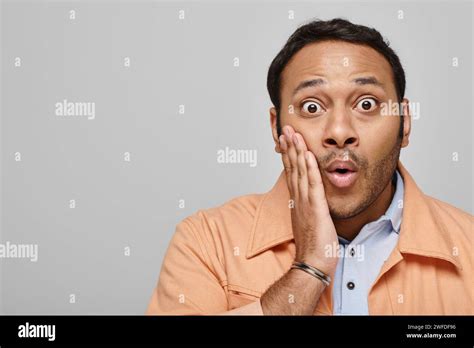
[270,107,281,153]
[401,98,411,148]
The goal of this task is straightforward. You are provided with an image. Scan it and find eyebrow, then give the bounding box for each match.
[351,76,383,87]
[292,78,326,96]
[292,76,384,97]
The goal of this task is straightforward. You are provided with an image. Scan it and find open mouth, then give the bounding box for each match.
[335,168,351,174]
[325,161,359,189]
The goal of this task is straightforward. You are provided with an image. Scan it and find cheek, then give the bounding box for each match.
[280,114,322,148]
[361,118,399,160]
[296,128,321,153]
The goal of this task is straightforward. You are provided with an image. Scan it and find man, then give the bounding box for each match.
[146,18,473,315]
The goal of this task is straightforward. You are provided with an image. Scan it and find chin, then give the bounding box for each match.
[328,198,362,220]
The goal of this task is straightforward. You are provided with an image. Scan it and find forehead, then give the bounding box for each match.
[281,40,395,96]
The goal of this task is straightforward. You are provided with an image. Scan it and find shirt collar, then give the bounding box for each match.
[245,161,461,270]
[381,169,404,234]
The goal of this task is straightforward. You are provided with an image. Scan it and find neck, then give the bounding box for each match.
[334,177,396,241]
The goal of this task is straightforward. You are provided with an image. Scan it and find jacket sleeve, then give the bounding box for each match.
[145,217,263,315]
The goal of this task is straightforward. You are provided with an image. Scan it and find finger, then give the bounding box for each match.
[279,134,294,198]
[305,150,330,214]
[294,133,309,201]
[284,126,299,200]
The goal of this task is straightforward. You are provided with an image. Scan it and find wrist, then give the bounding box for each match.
[291,261,331,287]
[295,254,337,276]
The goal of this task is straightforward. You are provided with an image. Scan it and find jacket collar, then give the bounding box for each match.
[246,161,462,270]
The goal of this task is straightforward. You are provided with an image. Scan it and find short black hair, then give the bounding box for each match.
[267,18,406,138]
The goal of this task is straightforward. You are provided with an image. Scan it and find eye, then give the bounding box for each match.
[356,98,378,112]
[300,100,324,116]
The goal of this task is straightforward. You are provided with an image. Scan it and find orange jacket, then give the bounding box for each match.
[146,161,473,315]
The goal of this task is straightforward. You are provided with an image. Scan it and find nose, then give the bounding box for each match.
[322,108,359,149]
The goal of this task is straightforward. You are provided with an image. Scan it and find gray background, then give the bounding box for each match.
[0,0,472,314]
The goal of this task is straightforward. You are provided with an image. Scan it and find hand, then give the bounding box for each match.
[278,125,339,276]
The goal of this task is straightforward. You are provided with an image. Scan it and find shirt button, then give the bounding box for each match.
[349,248,355,257]
[347,281,355,290]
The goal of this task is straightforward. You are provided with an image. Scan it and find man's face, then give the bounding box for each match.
[271,40,410,219]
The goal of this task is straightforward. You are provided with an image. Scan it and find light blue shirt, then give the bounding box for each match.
[332,170,404,315]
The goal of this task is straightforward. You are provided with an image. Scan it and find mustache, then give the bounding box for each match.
[316,149,367,170]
